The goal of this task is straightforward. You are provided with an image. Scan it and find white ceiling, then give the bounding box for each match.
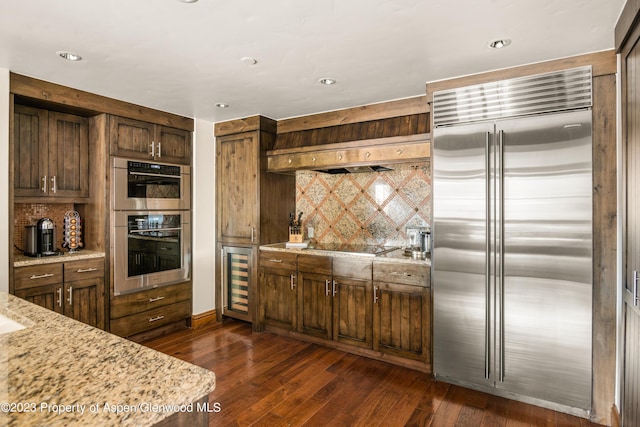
[0,0,626,123]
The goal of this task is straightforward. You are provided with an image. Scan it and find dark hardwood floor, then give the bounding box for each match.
[142,320,602,427]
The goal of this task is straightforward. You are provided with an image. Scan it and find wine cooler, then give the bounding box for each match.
[221,246,252,322]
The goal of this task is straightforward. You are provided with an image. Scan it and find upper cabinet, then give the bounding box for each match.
[109,115,192,164]
[14,105,89,200]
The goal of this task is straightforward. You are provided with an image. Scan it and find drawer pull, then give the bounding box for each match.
[391,271,412,277]
[158,246,171,251]
[149,315,165,323]
[76,268,98,273]
[56,287,63,308]
[30,273,54,280]
[67,286,73,305]
[149,296,165,303]
[269,259,283,263]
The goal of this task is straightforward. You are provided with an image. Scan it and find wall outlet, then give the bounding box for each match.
[307,226,314,239]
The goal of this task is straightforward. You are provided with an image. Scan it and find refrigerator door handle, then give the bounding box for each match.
[485,131,491,380]
[498,129,506,383]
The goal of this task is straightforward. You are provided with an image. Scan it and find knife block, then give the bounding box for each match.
[289,227,304,243]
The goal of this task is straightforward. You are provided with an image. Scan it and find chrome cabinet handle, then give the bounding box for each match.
[634,271,639,307]
[157,142,162,158]
[76,268,98,273]
[67,286,73,305]
[332,280,337,297]
[373,286,379,304]
[56,287,63,308]
[50,175,57,193]
[149,296,165,303]
[290,274,296,290]
[30,273,54,280]
[149,315,164,323]
[325,279,331,296]
[251,227,256,243]
[269,259,283,263]
[42,175,47,193]
[150,141,155,157]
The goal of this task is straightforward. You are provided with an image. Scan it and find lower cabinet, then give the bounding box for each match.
[14,258,106,329]
[110,281,191,337]
[373,262,431,363]
[258,252,297,331]
[258,249,430,370]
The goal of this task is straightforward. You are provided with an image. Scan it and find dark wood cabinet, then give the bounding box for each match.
[217,132,260,244]
[110,281,191,337]
[373,262,430,363]
[14,258,106,329]
[215,116,295,325]
[258,252,297,331]
[14,105,89,199]
[297,254,332,340]
[109,115,191,164]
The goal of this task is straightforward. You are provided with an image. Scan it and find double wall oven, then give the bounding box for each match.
[112,158,191,295]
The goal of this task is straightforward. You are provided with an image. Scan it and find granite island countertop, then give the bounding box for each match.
[260,242,431,266]
[0,292,216,427]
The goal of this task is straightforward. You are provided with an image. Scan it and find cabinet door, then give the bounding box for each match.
[298,270,332,339]
[15,284,64,315]
[373,283,430,362]
[13,105,48,197]
[109,116,155,159]
[332,277,373,349]
[48,111,89,198]
[156,126,191,164]
[216,132,258,244]
[64,277,105,329]
[258,266,296,331]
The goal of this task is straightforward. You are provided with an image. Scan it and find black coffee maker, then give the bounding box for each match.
[35,217,56,256]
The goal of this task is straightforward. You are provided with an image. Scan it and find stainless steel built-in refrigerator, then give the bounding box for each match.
[432,67,593,415]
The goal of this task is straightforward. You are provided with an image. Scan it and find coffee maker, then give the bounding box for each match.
[24,218,57,257]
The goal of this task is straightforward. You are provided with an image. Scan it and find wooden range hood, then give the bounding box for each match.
[266,133,431,173]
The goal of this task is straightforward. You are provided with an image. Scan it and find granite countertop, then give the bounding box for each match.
[0,292,216,427]
[13,250,106,268]
[260,242,431,266]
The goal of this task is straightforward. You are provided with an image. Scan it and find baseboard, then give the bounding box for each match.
[191,309,218,329]
[611,404,621,427]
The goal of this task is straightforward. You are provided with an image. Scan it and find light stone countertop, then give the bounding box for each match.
[0,292,216,427]
[13,250,106,267]
[260,242,431,266]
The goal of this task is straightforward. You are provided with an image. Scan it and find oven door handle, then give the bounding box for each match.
[128,171,181,179]
[129,227,182,233]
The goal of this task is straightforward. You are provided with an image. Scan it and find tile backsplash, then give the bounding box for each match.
[14,203,74,252]
[295,162,431,247]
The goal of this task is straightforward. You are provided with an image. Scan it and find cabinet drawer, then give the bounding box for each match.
[14,264,63,290]
[64,258,105,282]
[297,254,332,275]
[333,257,372,281]
[110,300,191,337]
[373,262,430,287]
[259,251,297,270]
[110,281,191,319]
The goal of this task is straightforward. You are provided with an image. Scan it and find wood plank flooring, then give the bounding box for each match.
[142,320,603,427]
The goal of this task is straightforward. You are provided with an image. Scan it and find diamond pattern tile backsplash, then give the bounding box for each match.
[296,162,431,247]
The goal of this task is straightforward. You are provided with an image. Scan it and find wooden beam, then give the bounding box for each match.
[425,50,617,103]
[10,73,194,131]
[277,96,429,134]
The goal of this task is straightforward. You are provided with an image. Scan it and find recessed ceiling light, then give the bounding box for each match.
[178,0,198,3]
[319,78,337,85]
[241,57,258,66]
[215,103,229,108]
[57,51,82,61]
[489,39,511,49]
